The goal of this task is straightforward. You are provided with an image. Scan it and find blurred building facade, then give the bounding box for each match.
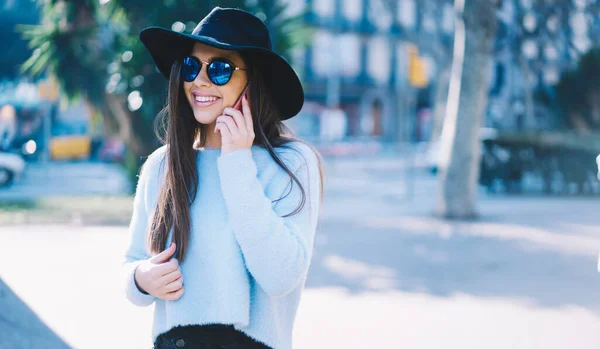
[283,0,455,144]
[284,0,600,145]
[489,0,600,132]
[6,0,600,151]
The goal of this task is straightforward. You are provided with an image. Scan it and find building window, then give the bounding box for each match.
[398,0,416,29]
[342,0,362,22]
[339,34,361,77]
[312,30,334,77]
[367,35,391,84]
[422,13,437,33]
[313,0,335,18]
[368,0,393,32]
[442,4,454,34]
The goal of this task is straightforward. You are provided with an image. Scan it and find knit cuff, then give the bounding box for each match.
[124,260,156,307]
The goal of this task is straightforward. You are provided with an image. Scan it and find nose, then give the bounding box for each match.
[192,64,211,87]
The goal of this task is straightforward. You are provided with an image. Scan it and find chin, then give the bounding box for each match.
[192,112,219,125]
[190,97,223,125]
[189,103,222,124]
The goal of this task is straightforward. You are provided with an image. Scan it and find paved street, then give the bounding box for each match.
[0,161,130,200]
[1,154,600,348]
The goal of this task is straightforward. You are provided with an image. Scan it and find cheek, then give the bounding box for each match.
[220,80,247,107]
[220,86,239,107]
[182,82,192,97]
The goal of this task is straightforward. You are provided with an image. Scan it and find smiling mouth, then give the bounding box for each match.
[192,94,221,107]
[195,95,218,102]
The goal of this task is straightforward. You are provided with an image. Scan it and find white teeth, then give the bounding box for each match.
[195,96,218,102]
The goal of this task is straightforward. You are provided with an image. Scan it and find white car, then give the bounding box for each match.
[0,151,25,187]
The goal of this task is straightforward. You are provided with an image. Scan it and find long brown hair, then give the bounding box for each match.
[146,50,325,262]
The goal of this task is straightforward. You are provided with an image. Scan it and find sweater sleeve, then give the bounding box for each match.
[217,144,322,297]
[121,154,159,307]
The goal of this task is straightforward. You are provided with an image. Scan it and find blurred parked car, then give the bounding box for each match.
[479,133,599,195]
[426,128,499,174]
[49,135,91,160]
[0,150,26,187]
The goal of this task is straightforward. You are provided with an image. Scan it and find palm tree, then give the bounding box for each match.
[18,0,140,155]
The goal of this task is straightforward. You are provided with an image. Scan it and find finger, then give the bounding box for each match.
[149,242,176,264]
[164,276,183,293]
[224,107,246,133]
[154,257,179,276]
[163,287,184,301]
[217,114,240,135]
[214,123,232,139]
[159,269,182,286]
[242,95,254,135]
[216,115,239,138]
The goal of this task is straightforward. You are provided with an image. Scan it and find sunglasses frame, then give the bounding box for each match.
[182,55,247,85]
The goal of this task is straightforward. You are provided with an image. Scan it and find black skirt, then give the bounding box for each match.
[153,324,273,349]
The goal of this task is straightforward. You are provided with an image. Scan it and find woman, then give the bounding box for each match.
[121,7,324,349]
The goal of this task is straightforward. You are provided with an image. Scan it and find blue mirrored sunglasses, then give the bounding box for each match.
[182,56,246,86]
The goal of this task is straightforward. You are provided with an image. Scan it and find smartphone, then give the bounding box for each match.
[232,83,250,111]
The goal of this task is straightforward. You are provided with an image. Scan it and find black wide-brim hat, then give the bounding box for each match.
[139,7,304,120]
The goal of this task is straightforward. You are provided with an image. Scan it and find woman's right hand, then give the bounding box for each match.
[134,242,184,301]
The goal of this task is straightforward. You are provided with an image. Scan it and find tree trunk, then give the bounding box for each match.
[100,93,157,159]
[104,93,136,151]
[430,63,452,143]
[437,0,498,219]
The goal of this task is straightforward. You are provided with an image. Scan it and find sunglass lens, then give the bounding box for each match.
[208,61,233,85]
[182,57,200,82]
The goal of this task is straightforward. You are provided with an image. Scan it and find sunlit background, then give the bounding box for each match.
[1,0,600,348]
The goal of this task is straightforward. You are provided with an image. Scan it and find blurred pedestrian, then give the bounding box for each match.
[121,7,324,349]
[319,105,347,142]
[0,105,16,151]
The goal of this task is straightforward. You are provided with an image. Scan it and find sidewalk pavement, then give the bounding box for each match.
[0,278,70,349]
[0,151,599,348]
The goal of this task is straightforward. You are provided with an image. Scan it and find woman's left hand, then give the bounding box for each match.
[215,95,255,155]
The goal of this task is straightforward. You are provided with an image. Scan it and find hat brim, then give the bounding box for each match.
[140,27,303,120]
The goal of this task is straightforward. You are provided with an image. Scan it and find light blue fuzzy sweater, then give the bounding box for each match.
[121,141,322,349]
